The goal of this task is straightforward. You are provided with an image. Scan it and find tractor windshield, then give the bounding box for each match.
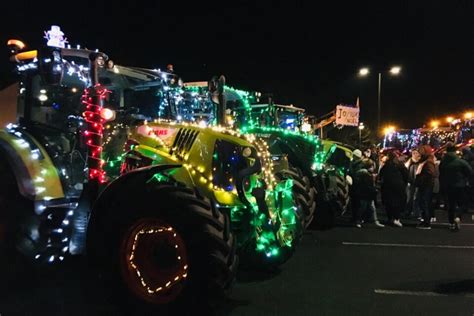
[99,66,169,120]
[243,104,305,131]
[276,110,301,130]
[20,53,90,130]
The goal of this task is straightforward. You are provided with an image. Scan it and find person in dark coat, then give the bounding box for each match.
[404,149,421,218]
[461,147,474,208]
[440,143,473,231]
[379,151,408,227]
[415,145,437,229]
[349,149,364,223]
[353,158,384,228]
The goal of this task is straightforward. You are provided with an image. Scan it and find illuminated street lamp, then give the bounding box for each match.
[383,125,396,135]
[359,68,369,76]
[464,112,473,120]
[359,65,402,131]
[389,66,401,75]
[382,125,396,147]
[446,116,454,123]
[430,120,439,129]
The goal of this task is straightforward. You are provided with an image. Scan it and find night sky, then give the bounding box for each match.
[1,1,472,130]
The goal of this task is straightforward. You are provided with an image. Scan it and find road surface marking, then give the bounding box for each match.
[343,242,474,249]
[374,289,474,298]
[433,222,474,226]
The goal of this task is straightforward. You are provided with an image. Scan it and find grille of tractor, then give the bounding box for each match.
[169,128,200,159]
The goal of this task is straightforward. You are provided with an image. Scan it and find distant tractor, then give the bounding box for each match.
[229,93,352,227]
[0,28,299,310]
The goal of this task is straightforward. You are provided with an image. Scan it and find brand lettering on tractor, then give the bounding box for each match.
[151,129,169,136]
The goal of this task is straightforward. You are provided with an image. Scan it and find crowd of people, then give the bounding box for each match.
[349,142,474,231]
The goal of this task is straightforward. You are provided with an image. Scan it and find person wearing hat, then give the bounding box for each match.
[439,142,473,231]
[352,149,363,160]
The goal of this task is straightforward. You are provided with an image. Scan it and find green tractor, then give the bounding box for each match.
[0,28,299,310]
[176,82,352,227]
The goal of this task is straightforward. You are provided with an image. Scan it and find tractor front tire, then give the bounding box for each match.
[87,181,237,312]
[277,165,316,229]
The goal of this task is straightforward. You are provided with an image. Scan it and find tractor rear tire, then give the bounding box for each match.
[0,153,70,265]
[313,172,350,229]
[277,165,316,229]
[0,154,32,255]
[0,154,17,253]
[87,181,238,313]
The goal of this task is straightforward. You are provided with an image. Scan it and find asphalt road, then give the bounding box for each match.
[230,210,474,316]
[1,209,473,316]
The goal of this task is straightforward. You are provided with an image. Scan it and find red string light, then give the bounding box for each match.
[82,84,109,184]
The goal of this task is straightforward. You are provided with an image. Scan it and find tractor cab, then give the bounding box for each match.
[8,35,182,186]
[13,47,179,129]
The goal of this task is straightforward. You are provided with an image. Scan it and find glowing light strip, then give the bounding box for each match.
[81,85,109,183]
[129,226,188,294]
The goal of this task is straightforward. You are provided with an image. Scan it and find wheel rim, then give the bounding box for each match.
[120,218,189,305]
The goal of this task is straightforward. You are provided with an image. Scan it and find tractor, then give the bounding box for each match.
[0,27,299,310]
[173,82,352,227]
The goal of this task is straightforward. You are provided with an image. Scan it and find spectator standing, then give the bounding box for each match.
[379,151,408,227]
[415,145,436,229]
[404,149,421,218]
[430,156,441,223]
[370,145,380,171]
[461,147,474,208]
[349,149,364,223]
[439,143,473,231]
[350,149,364,174]
[353,159,384,228]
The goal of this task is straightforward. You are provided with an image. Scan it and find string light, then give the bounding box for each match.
[121,121,299,258]
[82,84,109,183]
[128,226,188,295]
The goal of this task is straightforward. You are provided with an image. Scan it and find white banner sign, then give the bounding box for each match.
[335,105,359,126]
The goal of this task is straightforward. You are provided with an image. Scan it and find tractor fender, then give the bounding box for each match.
[92,164,185,213]
[0,128,64,200]
[85,164,187,255]
[70,164,189,255]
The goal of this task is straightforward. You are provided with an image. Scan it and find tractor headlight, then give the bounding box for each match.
[242,147,252,158]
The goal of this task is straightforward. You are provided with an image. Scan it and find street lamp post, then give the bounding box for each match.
[359,66,401,132]
[377,73,381,133]
[358,122,365,145]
